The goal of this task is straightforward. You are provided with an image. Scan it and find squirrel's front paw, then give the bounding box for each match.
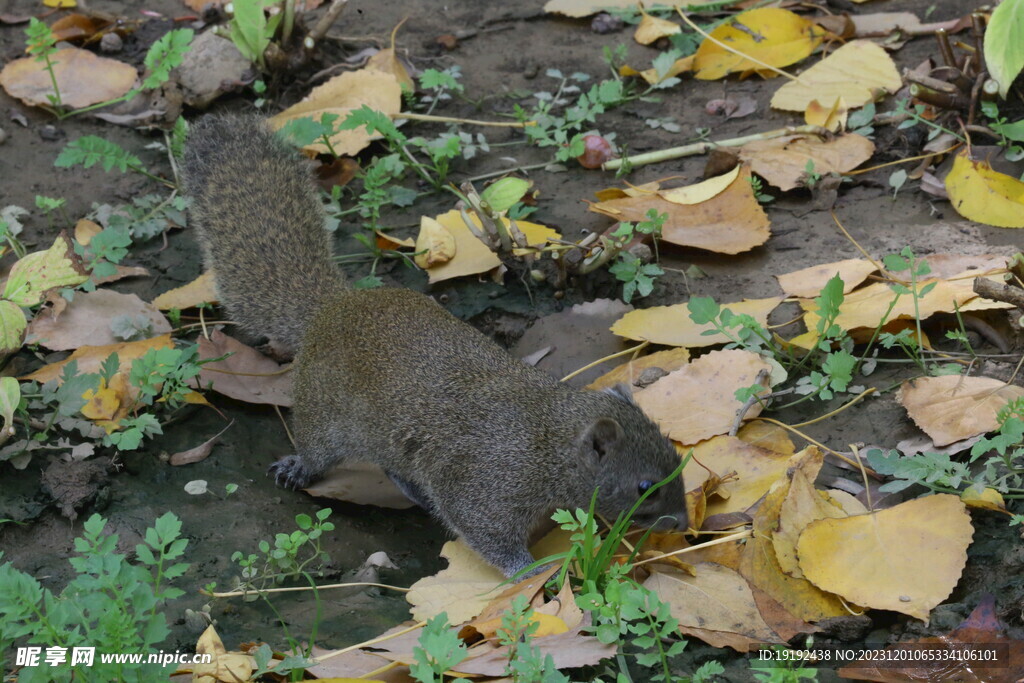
[268,456,313,490]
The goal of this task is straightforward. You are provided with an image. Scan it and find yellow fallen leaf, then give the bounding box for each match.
[22,334,174,383]
[945,151,1024,228]
[407,530,570,623]
[960,486,1007,514]
[591,166,770,254]
[771,448,846,579]
[414,216,456,268]
[797,494,973,621]
[2,233,89,306]
[366,48,414,92]
[0,48,135,110]
[620,55,695,86]
[739,133,875,192]
[739,474,849,622]
[634,349,772,445]
[645,564,782,646]
[586,347,691,391]
[593,180,661,202]
[659,165,740,205]
[423,210,559,283]
[43,0,76,6]
[693,8,825,81]
[152,271,218,310]
[771,40,902,111]
[804,97,848,132]
[269,69,403,156]
[81,373,132,433]
[634,11,681,45]
[611,296,782,347]
[74,219,102,246]
[683,437,799,516]
[0,300,27,356]
[898,375,1024,447]
[800,277,966,334]
[776,258,877,298]
[192,625,254,683]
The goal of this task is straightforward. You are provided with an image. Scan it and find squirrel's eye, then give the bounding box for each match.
[638,480,655,495]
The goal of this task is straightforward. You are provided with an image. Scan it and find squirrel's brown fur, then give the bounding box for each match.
[183,114,687,577]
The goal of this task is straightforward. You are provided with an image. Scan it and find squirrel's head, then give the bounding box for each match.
[577,385,689,533]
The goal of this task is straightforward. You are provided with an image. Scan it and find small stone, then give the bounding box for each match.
[635,367,668,388]
[38,125,62,141]
[591,12,624,34]
[99,32,123,53]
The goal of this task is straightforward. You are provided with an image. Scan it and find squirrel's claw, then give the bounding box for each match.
[268,456,312,491]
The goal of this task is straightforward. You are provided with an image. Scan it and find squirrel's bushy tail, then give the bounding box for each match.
[182,114,345,351]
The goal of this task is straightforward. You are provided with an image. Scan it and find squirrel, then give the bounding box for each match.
[182,114,688,577]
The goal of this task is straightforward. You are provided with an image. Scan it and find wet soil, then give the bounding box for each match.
[1,0,1022,679]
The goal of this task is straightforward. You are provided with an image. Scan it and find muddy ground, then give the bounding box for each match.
[1,0,1022,679]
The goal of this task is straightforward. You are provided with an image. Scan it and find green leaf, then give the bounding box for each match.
[142,29,193,90]
[0,377,20,439]
[3,234,89,306]
[0,301,26,355]
[687,296,720,324]
[480,177,531,213]
[339,105,405,144]
[55,137,143,174]
[985,0,1024,98]
[992,118,1024,143]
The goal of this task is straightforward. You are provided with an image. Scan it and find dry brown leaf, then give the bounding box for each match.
[26,290,170,351]
[634,349,772,445]
[543,0,704,18]
[152,271,218,310]
[737,420,796,456]
[645,565,782,649]
[269,69,402,156]
[0,47,136,109]
[22,334,174,383]
[169,422,232,467]
[797,494,973,621]
[74,219,102,245]
[366,47,414,91]
[739,134,875,191]
[771,40,902,112]
[898,375,1024,447]
[587,347,691,391]
[776,258,877,298]
[307,643,414,682]
[590,166,771,254]
[739,475,849,622]
[611,296,782,347]
[454,616,614,675]
[197,330,293,407]
[303,462,414,509]
[192,625,254,682]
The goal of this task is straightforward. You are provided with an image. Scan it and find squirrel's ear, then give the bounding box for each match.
[585,417,624,461]
[604,383,636,404]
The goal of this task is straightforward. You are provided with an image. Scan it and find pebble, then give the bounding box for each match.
[591,12,624,34]
[100,32,123,53]
[38,125,62,141]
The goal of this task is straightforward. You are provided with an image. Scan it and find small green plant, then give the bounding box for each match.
[224,0,286,70]
[801,160,822,189]
[750,175,774,203]
[231,508,335,591]
[891,98,965,142]
[410,612,469,683]
[419,66,465,115]
[22,23,192,119]
[497,595,568,682]
[981,101,1024,163]
[0,512,188,682]
[870,397,1024,502]
[687,296,780,357]
[879,247,934,370]
[847,101,876,137]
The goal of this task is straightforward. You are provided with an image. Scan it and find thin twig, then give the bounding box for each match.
[308,0,350,43]
[400,112,535,128]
